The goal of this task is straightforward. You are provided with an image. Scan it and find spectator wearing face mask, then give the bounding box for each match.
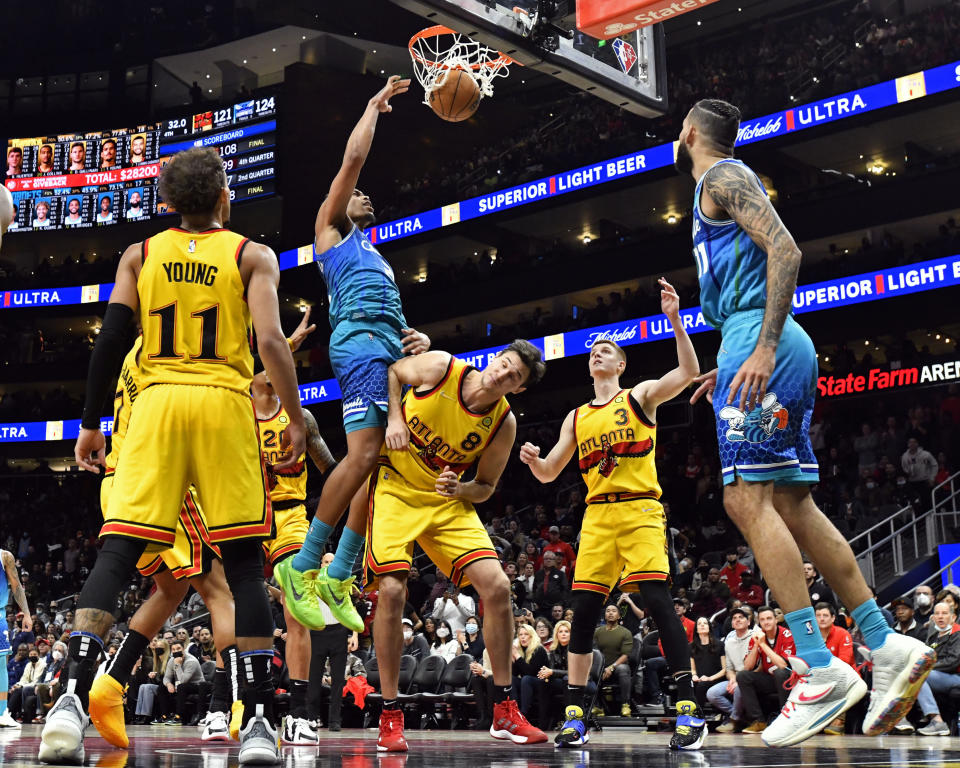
[429,621,459,663]
[7,646,46,721]
[456,616,485,659]
[152,641,204,725]
[399,618,430,661]
[912,585,935,628]
[17,641,66,724]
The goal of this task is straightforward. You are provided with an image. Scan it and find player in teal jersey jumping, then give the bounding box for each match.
[275,76,430,632]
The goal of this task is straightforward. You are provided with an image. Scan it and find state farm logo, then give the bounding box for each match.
[737,116,783,143]
[585,326,638,349]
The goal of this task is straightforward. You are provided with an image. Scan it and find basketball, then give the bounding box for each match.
[428,69,481,122]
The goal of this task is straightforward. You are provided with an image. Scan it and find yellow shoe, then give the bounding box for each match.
[620,703,632,717]
[742,720,767,733]
[88,675,129,749]
[229,700,243,741]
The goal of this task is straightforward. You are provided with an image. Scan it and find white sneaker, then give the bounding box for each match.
[761,656,867,748]
[38,693,88,764]
[861,633,936,736]
[281,715,319,746]
[238,704,280,765]
[0,711,21,729]
[891,718,915,734]
[201,710,231,742]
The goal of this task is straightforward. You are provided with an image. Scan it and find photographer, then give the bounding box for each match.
[431,583,476,635]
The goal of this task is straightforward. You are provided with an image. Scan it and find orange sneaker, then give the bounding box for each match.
[377,709,407,752]
[88,675,129,749]
[490,699,548,744]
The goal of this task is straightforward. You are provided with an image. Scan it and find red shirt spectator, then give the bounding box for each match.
[815,603,854,666]
[734,575,764,608]
[747,626,796,673]
[718,553,748,593]
[542,526,576,573]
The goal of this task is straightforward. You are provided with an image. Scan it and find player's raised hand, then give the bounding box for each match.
[727,346,775,412]
[435,466,461,498]
[518,442,540,465]
[690,368,717,405]
[658,277,680,319]
[75,428,106,473]
[385,416,408,452]
[401,327,430,355]
[288,306,316,352]
[273,420,306,472]
[371,75,411,113]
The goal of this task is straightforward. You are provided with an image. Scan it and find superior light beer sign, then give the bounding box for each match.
[818,361,960,398]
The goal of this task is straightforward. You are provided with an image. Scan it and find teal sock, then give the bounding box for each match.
[851,598,893,651]
[0,698,6,717]
[328,527,364,581]
[291,517,332,573]
[785,607,832,668]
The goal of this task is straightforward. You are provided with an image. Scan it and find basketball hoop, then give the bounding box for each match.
[408,25,516,106]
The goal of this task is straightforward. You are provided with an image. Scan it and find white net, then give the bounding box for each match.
[409,26,513,106]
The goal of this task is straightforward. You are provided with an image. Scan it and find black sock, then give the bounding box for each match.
[66,631,104,709]
[105,629,148,686]
[566,684,588,710]
[239,650,275,726]
[221,645,240,703]
[673,671,694,704]
[493,685,512,704]
[208,670,230,713]
[383,698,399,711]
[289,679,309,719]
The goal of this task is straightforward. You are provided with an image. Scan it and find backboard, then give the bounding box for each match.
[388,0,667,117]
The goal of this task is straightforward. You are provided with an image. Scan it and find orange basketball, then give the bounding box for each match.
[428,69,481,122]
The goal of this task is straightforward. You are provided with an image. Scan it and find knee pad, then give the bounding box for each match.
[569,591,606,654]
[218,540,273,638]
[78,536,147,613]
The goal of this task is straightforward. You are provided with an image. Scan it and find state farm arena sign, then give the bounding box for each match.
[818,361,960,399]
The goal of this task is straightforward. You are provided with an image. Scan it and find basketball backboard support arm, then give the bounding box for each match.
[389,0,668,117]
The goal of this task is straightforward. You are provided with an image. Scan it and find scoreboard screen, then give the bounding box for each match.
[3,95,277,232]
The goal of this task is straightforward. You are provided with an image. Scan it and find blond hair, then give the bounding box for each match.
[551,619,571,649]
[515,623,542,663]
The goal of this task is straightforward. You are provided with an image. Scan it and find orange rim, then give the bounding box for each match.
[408,25,516,70]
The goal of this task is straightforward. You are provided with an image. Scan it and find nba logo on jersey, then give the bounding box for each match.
[188,239,196,253]
[612,38,638,74]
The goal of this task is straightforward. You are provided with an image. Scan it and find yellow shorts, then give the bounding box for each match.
[571,498,669,596]
[262,501,309,565]
[101,476,221,581]
[102,384,273,546]
[363,464,497,592]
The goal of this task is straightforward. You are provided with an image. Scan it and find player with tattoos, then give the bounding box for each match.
[676,99,934,747]
[0,549,32,728]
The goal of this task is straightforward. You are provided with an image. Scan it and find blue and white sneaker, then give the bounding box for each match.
[670,700,707,750]
[555,705,589,748]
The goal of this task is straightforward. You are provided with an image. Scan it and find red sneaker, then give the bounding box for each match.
[378,709,408,752]
[490,699,548,744]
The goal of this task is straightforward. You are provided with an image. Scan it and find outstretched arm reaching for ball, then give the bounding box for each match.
[519,409,577,484]
[314,76,411,253]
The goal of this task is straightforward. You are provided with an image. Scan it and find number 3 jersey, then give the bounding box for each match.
[574,389,661,503]
[257,404,306,502]
[380,356,512,491]
[139,227,254,393]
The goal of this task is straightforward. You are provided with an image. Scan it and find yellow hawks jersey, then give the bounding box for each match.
[574,389,661,504]
[257,404,307,502]
[138,227,253,393]
[383,356,512,491]
[105,336,144,473]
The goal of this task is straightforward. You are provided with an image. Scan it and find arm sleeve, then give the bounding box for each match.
[80,303,135,429]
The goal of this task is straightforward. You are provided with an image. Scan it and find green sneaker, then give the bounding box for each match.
[275,558,326,630]
[316,566,365,632]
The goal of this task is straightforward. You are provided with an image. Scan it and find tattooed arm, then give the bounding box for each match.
[702,162,802,410]
[2,550,32,632]
[303,409,337,473]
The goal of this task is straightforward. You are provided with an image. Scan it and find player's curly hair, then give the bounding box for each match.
[504,339,546,387]
[158,147,226,215]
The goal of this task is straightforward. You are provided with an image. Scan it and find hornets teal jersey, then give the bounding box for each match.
[314,225,406,333]
[692,158,775,329]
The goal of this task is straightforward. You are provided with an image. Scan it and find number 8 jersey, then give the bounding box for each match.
[139,227,254,393]
[380,356,512,491]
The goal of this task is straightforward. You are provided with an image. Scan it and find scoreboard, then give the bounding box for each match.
[3,95,277,232]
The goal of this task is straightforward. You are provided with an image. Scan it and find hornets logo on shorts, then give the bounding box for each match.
[719,392,789,444]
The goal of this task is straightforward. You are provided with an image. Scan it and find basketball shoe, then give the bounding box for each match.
[670,700,707,750]
[378,709,407,752]
[88,675,128,748]
[200,710,231,742]
[761,656,867,747]
[861,633,936,736]
[38,692,88,765]
[274,559,325,631]
[230,699,244,740]
[281,715,319,745]
[490,699,548,744]
[554,705,589,748]
[237,704,280,765]
[316,566,365,633]
[0,711,21,728]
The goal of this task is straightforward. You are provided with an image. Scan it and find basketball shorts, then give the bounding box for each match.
[714,310,820,486]
[363,464,498,592]
[328,320,404,433]
[262,500,309,565]
[572,498,669,595]
[102,476,221,580]
[102,384,273,546]
[0,621,10,656]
